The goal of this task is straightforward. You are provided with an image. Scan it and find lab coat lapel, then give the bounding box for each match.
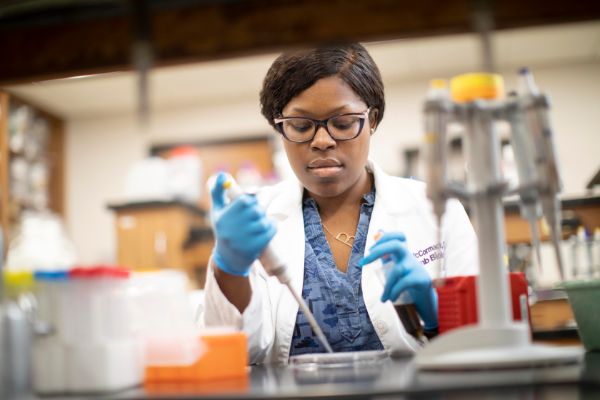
[265,179,305,294]
[270,203,305,294]
[364,159,414,250]
[264,180,305,363]
[362,160,421,354]
[363,162,407,299]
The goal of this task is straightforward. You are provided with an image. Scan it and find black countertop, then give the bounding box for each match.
[39,350,599,400]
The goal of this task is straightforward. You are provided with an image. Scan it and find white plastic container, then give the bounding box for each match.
[235,161,263,192]
[32,270,69,393]
[33,267,143,394]
[166,146,203,204]
[6,211,77,271]
[128,269,202,366]
[124,157,170,202]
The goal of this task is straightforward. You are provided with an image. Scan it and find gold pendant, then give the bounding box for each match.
[335,232,355,248]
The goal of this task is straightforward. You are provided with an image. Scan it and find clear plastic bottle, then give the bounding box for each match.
[576,226,589,279]
[167,146,203,203]
[593,228,600,278]
[235,161,263,192]
[1,270,36,399]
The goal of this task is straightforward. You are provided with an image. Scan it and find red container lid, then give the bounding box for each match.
[169,146,199,158]
[69,265,130,279]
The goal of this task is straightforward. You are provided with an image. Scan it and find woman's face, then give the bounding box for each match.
[280,76,375,199]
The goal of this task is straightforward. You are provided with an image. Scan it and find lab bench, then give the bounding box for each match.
[25,351,600,400]
[108,200,214,287]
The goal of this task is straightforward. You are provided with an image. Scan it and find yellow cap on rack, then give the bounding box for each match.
[450,73,504,103]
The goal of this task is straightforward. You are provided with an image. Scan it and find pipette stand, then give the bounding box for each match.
[415,75,583,370]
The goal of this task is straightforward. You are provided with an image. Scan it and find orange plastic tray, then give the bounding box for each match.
[144,332,248,383]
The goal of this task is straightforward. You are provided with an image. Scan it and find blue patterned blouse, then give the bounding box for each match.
[289,188,384,356]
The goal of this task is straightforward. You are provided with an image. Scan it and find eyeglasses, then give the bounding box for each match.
[274,108,371,143]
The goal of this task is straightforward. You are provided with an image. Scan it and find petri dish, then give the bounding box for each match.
[289,350,389,370]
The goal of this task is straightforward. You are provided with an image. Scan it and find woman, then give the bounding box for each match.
[202,44,478,364]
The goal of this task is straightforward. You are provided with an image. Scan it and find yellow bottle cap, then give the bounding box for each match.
[430,79,448,89]
[450,73,504,103]
[3,270,34,290]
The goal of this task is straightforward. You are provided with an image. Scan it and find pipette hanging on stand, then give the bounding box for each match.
[423,79,451,279]
[517,68,566,280]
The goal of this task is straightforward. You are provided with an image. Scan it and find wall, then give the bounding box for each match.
[66,99,271,263]
[373,61,600,186]
[66,60,600,263]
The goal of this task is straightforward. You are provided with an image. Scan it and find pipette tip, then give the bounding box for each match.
[528,219,544,275]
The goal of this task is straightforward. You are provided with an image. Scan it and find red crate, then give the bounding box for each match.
[436,272,529,334]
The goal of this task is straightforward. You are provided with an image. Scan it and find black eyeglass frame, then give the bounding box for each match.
[274,107,372,143]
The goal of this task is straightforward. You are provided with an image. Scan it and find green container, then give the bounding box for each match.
[559,280,600,352]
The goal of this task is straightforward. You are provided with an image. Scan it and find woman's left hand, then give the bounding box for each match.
[359,232,438,331]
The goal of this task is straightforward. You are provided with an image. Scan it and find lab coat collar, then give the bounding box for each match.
[267,159,414,218]
[367,159,414,215]
[265,178,304,219]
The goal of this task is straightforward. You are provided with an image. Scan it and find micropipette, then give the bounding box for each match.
[519,68,566,279]
[506,91,544,274]
[529,221,543,272]
[423,79,450,279]
[221,176,334,354]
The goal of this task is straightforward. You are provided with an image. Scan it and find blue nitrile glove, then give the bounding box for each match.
[210,173,276,277]
[359,232,438,331]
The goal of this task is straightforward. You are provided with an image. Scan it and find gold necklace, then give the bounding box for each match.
[321,222,355,248]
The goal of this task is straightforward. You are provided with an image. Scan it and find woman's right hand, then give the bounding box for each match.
[210,173,276,277]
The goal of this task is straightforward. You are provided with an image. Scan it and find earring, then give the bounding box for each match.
[370,128,375,134]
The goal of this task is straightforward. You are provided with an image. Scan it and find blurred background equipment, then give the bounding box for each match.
[0,93,65,257]
[5,211,76,272]
[108,137,278,286]
[33,266,142,394]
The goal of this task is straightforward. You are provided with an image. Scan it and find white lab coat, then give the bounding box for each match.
[202,160,478,364]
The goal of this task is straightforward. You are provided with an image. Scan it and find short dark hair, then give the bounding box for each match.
[260,43,385,129]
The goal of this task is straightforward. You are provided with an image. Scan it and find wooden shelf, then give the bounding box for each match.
[504,196,600,244]
[0,93,9,250]
[0,91,65,251]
